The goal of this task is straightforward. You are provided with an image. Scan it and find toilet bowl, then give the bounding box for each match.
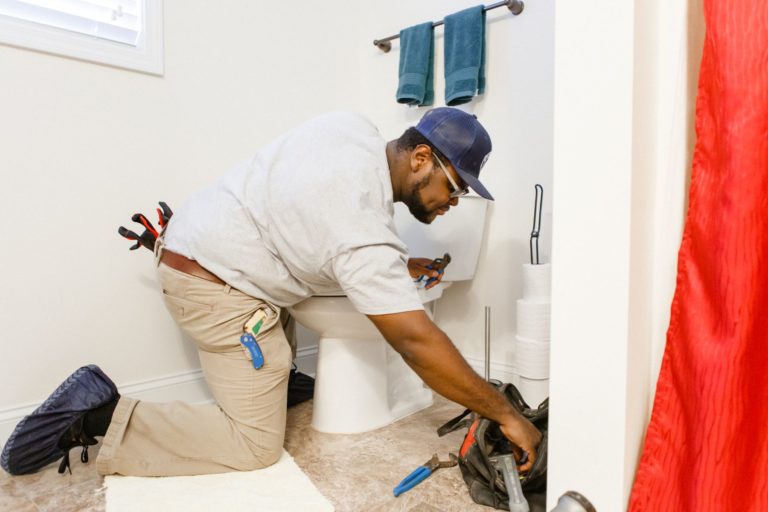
[289,195,488,433]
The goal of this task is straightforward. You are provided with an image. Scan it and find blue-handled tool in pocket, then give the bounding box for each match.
[240,333,264,369]
[240,309,268,369]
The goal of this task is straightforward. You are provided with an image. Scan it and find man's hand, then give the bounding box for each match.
[407,257,443,289]
[499,413,542,472]
[367,309,541,472]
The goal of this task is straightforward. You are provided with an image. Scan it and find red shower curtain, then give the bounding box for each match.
[629,0,768,510]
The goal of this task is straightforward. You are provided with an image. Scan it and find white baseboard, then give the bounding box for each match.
[295,344,318,377]
[0,345,320,446]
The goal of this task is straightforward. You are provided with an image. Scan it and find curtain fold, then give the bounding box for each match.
[629,0,768,510]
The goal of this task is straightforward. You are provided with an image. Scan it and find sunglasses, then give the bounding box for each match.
[433,154,470,198]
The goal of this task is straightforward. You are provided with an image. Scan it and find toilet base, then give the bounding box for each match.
[311,336,433,434]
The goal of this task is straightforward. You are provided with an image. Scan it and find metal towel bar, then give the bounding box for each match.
[373,0,524,53]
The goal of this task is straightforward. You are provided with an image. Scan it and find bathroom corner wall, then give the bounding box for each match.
[357,0,556,378]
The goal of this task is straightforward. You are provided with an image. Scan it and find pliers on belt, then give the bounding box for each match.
[117,214,157,251]
[393,453,458,497]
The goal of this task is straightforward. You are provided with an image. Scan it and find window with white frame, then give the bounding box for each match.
[0,0,163,75]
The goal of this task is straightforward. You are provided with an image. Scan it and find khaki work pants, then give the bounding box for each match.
[96,240,293,476]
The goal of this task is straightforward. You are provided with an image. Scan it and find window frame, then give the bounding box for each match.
[0,0,164,75]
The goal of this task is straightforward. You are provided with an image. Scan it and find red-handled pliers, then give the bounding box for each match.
[118,201,173,251]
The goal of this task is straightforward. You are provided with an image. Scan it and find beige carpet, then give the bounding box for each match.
[105,450,333,512]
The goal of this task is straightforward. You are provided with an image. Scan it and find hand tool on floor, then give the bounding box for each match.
[393,453,458,497]
[416,252,452,287]
[489,453,529,512]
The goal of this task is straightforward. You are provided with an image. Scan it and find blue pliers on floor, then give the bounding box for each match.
[393,453,458,497]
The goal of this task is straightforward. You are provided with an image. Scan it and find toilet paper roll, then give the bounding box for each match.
[513,335,550,379]
[522,263,551,301]
[518,376,549,408]
[516,299,551,341]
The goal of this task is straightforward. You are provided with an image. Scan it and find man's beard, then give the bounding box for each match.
[402,171,436,224]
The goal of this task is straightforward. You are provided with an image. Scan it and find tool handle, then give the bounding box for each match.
[157,201,173,227]
[131,213,159,238]
[424,268,445,286]
[239,333,265,369]
[497,455,529,512]
[393,466,432,497]
[118,226,153,251]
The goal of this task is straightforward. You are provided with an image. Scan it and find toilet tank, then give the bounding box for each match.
[393,195,489,282]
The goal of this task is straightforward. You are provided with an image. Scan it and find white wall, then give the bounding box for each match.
[547,0,701,509]
[0,1,361,431]
[357,0,555,373]
[548,2,637,508]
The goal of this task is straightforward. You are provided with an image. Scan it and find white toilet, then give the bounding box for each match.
[289,195,488,433]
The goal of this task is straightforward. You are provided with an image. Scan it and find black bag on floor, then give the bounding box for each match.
[437,382,548,511]
[287,364,314,407]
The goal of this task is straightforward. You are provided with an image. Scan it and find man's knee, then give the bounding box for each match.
[239,440,282,470]
[237,426,285,470]
[257,444,283,468]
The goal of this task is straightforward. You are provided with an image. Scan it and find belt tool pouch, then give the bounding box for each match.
[437,382,548,510]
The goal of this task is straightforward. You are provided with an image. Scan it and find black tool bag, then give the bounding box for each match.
[287,364,314,407]
[437,382,548,511]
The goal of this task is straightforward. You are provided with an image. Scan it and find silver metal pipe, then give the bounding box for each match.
[373,0,525,52]
[484,306,491,381]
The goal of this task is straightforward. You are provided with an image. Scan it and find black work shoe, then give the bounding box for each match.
[1,365,119,475]
[56,414,99,474]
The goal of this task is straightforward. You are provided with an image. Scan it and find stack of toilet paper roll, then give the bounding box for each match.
[514,263,551,407]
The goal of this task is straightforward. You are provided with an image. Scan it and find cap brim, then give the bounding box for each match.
[456,168,494,201]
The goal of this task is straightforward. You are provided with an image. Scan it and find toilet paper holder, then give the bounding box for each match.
[530,184,543,265]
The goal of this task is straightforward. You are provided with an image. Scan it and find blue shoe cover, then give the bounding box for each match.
[1,365,118,475]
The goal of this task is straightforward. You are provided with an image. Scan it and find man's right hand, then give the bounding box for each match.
[367,309,542,472]
[499,413,542,472]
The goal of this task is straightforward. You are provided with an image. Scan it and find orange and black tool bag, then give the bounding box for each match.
[437,382,548,511]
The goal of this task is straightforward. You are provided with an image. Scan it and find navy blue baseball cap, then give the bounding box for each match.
[415,107,494,200]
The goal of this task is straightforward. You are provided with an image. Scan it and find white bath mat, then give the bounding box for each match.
[105,450,334,512]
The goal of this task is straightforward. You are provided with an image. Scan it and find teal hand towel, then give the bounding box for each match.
[444,5,486,106]
[396,22,434,106]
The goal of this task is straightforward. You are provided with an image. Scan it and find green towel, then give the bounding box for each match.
[444,5,486,106]
[396,22,434,106]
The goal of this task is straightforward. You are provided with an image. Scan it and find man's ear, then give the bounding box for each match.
[410,144,434,174]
